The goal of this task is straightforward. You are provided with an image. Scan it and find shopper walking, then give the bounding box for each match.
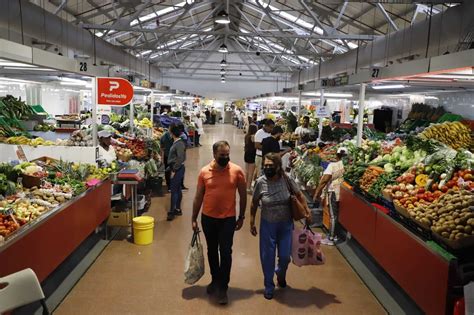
[254,119,274,181]
[193,113,204,146]
[261,126,291,160]
[160,125,175,191]
[250,153,310,300]
[167,125,187,221]
[191,141,247,305]
[313,147,347,245]
[244,124,258,193]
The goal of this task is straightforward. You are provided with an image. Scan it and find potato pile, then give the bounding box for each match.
[408,188,474,241]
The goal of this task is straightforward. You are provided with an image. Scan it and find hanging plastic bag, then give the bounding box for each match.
[291,225,325,267]
[184,231,205,285]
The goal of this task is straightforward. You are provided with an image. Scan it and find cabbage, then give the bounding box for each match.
[384,163,394,173]
[382,154,391,161]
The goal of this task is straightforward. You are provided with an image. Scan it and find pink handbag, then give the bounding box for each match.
[291,226,325,267]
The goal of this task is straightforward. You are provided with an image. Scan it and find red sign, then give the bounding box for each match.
[97,77,133,106]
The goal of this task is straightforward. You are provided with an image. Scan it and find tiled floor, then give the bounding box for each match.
[55,124,386,315]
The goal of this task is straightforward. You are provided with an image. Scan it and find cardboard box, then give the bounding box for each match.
[108,209,130,227]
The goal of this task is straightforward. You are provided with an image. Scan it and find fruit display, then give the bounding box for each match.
[117,137,148,160]
[135,118,152,129]
[359,166,384,191]
[0,213,20,238]
[1,135,55,146]
[419,121,472,150]
[33,123,55,132]
[408,188,473,241]
[115,147,133,162]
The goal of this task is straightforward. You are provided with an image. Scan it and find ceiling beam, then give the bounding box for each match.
[81,24,378,40]
[376,3,399,31]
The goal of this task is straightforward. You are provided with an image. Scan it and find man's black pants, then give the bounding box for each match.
[201,214,236,291]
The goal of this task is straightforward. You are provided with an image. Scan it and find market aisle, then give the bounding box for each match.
[56,124,386,315]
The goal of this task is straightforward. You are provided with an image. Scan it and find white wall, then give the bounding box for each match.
[161,77,281,99]
[425,92,474,120]
[40,87,80,116]
[0,84,27,100]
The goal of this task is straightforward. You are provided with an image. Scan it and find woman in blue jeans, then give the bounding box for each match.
[250,152,310,300]
[166,125,187,221]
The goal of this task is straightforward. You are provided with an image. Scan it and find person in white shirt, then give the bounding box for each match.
[253,119,274,181]
[193,113,205,146]
[294,116,312,143]
[97,130,117,165]
[313,147,347,246]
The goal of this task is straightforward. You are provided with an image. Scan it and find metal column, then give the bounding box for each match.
[92,78,98,147]
[318,88,324,141]
[356,83,366,147]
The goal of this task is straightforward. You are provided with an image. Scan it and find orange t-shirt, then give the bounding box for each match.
[198,161,246,219]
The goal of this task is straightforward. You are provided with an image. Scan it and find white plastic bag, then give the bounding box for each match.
[184,231,205,285]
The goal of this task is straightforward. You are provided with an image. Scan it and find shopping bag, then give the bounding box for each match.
[184,231,205,285]
[291,225,325,267]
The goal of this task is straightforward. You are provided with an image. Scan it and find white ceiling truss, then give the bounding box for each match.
[44,0,461,81]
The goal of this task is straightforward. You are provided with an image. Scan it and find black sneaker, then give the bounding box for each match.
[181,186,189,191]
[166,212,175,221]
[276,273,287,288]
[206,282,217,295]
[263,291,274,300]
[217,290,228,305]
[173,209,183,216]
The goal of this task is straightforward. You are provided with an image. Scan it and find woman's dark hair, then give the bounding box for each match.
[337,150,347,159]
[263,152,283,176]
[245,124,258,147]
[318,142,326,149]
[213,140,230,154]
[170,125,181,137]
[271,126,283,135]
[265,119,275,126]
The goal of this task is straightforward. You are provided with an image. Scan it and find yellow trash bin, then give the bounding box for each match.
[132,216,155,245]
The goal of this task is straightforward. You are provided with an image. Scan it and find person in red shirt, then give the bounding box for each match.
[192,141,247,305]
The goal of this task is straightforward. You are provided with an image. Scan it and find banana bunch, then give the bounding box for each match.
[5,136,31,145]
[137,118,152,128]
[30,137,54,146]
[419,121,472,150]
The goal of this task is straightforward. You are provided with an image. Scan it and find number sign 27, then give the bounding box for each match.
[371,68,380,78]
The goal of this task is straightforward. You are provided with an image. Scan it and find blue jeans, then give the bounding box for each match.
[169,166,185,213]
[259,219,293,294]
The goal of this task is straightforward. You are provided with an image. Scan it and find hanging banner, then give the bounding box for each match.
[97,77,134,106]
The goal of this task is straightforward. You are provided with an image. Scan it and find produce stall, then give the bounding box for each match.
[286,98,474,314]
[0,159,112,282]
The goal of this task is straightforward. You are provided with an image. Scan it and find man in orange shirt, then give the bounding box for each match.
[192,140,247,305]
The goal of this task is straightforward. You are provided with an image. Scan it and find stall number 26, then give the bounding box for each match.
[79,62,88,72]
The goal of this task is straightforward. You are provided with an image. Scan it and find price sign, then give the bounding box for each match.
[16,145,28,162]
[0,207,14,216]
[316,105,330,118]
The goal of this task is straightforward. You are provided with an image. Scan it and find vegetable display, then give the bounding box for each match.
[410,188,473,241]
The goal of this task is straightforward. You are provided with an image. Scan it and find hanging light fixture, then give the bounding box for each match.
[220,68,226,75]
[221,74,226,83]
[215,10,230,24]
[220,59,227,67]
[218,44,228,53]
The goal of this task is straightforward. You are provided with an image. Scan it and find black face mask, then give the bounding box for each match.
[264,167,277,178]
[217,156,230,167]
